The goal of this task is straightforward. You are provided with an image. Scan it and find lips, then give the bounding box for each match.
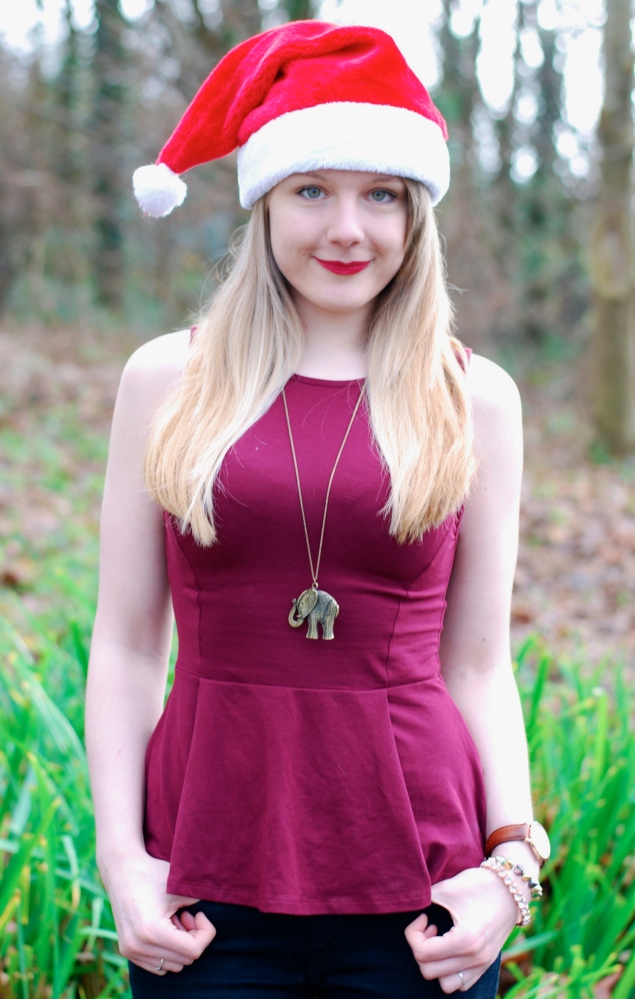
[315,258,371,275]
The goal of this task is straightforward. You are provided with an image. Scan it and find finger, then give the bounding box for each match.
[137,917,211,963]
[119,934,196,968]
[171,905,215,933]
[409,926,462,961]
[171,911,193,931]
[134,957,186,976]
[411,929,479,983]
[405,912,429,933]
[438,970,472,994]
[164,912,216,952]
[404,916,439,956]
[404,912,429,950]
[191,910,217,946]
[418,955,472,983]
[419,955,485,987]
[421,962,475,991]
[407,924,457,964]
[127,949,187,974]
[121,910,216,969]
[162,924,214,962]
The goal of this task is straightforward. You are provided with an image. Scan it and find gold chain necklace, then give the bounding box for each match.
[282,382,365,640]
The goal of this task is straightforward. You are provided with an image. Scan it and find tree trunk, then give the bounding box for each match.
[283,0,314,19]
[0,174,15,311]
[91,0,127,310]
[436,0,487,342]
[589,0,635,454]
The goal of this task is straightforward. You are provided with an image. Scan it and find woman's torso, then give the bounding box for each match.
[143,374,486,914]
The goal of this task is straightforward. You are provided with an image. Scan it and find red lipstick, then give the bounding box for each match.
[315,259,371,275]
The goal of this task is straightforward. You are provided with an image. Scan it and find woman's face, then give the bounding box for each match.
[267,170,408,327]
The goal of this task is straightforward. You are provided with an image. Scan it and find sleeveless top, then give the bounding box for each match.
[143,374,487,915]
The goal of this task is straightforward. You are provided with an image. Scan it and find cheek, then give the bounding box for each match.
[268,213,286,271]
[269,231,285,275]
[375,213,408,265]
[395,217,408,258]
[268,197,292,268]
[387,227,407,271]
[269,211,310,272]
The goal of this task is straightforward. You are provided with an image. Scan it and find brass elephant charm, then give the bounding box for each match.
[289,587,340,640]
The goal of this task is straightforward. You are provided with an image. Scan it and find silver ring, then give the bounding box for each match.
[155,958,164,973]
[458,971,466,990]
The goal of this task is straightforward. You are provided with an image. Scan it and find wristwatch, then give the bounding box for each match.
[485,822,551,865]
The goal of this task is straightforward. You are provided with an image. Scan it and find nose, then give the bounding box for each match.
[326,196,364,246]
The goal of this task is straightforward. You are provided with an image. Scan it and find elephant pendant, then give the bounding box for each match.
[288,587,340,640]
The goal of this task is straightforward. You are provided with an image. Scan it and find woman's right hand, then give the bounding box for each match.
[102,851,216,975]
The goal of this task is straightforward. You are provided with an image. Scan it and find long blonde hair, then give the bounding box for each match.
[145,181,475,545]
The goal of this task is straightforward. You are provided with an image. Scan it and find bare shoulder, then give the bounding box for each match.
[95,332,191,649]
[121,327,191,387]
[466,353,521,420]
[116,328,191,417]
[464,353,522,461]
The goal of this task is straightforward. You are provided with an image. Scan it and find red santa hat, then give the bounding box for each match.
[133,20,450,217]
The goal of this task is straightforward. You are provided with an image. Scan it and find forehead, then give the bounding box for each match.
[277,169,407,188]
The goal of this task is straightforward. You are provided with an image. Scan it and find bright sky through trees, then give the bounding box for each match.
[0,0,605,154]
[319,0,604,136]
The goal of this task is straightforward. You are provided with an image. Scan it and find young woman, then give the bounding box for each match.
[86,20,549,998]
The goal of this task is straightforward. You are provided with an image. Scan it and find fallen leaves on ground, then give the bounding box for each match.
[516,374,634,668]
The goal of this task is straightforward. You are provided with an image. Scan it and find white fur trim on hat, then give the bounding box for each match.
[132,163,188,217]
[237,102,450,210]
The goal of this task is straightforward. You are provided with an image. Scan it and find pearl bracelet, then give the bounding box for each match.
[480,855,542,927]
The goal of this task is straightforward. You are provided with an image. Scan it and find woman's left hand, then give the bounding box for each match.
[404,866,520,993]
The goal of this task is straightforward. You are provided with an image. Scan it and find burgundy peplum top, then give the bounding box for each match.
[143,374,487,915]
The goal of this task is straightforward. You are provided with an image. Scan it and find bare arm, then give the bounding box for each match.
[441,354,533,843]
[87,340,175,868]
[406,355,537,993]
[85,330,215,975]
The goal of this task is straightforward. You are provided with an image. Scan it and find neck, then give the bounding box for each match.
[293,304,370,381]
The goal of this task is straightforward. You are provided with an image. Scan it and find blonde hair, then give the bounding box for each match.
[145,181,475,545]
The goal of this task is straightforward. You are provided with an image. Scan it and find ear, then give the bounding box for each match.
[297,588,319,615]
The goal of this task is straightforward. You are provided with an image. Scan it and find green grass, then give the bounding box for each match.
[1,611,127,998]
[0,386,114,993]
[500,642,635,997]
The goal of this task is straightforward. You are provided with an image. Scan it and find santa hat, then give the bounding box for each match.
[133,20,450,217]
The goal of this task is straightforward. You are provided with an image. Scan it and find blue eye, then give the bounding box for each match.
[370,189,396,203]
[299,186,323,200]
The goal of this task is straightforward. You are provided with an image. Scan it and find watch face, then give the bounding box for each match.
[530,822,551,861]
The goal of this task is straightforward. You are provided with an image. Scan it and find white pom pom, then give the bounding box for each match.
[132,163,188,217]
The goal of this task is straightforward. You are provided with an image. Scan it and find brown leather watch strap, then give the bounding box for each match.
[485,824,530,857]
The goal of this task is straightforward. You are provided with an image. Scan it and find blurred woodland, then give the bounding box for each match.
[2,8,635,994]
[0,0,598,345]
[0,0,633,442]
[0,0,634,664]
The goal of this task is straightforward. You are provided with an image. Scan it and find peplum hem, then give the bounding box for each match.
[144,669,486,915]
[163,877,433,917]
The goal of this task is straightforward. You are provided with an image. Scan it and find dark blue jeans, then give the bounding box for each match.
[129,901,501,997]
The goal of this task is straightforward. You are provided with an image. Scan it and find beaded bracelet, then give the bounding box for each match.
[480,855,542,927]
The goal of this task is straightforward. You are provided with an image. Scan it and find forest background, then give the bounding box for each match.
[1,0,635,996]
